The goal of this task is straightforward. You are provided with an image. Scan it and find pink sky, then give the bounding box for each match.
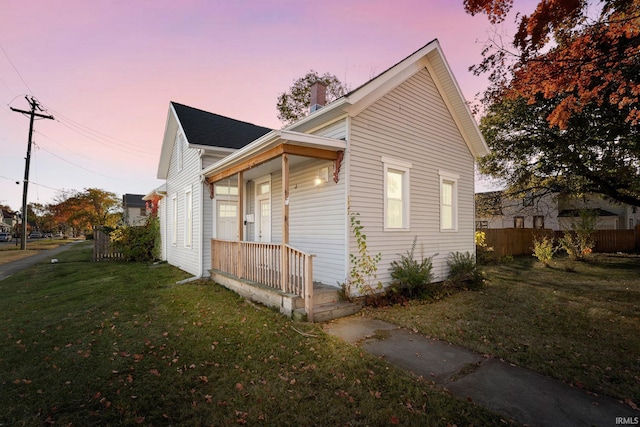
[0,0,534,212]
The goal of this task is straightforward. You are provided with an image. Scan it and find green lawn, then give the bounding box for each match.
[366,253,640,404]
[0,243,509,426]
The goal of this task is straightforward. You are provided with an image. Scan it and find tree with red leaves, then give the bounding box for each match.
[466,0,640,206]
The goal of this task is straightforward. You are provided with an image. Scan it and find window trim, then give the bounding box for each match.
[382,157,412,231]
[184,187,193,248]
[439,170,459,232]
[533,215,544,229]
[514,216,525,228]
[171,194,178,246]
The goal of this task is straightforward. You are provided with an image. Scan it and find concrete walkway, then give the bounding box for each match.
[323,316,639,427]
[0,242,79,281]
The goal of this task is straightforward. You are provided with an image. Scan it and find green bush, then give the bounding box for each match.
[389,237,437,299]
[447,251,484,290]
[559,210,596,261]
[111,216,160,262]
[532,234,556,267]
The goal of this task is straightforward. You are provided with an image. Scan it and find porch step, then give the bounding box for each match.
[311,300,363,323]
[313,283,342,305]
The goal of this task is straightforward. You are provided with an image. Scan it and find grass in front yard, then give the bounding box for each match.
[0,243,510,426]
[366,254,640,403]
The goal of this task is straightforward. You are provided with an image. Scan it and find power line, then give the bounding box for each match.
[41,104,153,157]
[0,174,66,193]
[34,143,132,183]
[1,45,33,95]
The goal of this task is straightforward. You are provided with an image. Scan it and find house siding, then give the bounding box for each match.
[288,158,346,286]
[311,119,347,140]
[164,134,202,276]
[349,67,475,283]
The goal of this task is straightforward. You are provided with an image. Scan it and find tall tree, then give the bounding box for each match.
[276,70,348,125]
[465,0,640,205]
[48,188,121,236]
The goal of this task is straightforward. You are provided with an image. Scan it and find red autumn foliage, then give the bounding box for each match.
[465,0,640,129]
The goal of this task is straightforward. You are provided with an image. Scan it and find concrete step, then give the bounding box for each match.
[293,300,362,323]
[313,301,362,323]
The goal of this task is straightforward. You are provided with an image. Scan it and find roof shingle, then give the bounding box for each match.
[171,102,272,150]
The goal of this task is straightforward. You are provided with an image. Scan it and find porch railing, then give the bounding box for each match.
[211,239,315,321]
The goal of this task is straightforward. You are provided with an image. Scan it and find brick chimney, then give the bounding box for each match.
[310,81,327,113]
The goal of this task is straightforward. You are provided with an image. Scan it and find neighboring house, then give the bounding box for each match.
[1,209,17,233]
[122,194,148,226]
[153,40,489,319]
[476,191,640,230]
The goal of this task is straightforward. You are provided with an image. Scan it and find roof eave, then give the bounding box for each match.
[201,130,346,179]
[157,103,182,180]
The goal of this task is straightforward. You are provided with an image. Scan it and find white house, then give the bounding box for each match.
[122,194,148,226]
[476,190,640,230]
[153,40,489,320]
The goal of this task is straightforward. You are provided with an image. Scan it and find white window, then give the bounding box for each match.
[439,170,459,231]
[171,195,178,246]
[382,157,411,230]
[214,184,238,197]
[184,188,192,248]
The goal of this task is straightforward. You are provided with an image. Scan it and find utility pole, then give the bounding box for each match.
[10,96,54,250]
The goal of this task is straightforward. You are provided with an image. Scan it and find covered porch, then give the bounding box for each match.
[204,130,354,321]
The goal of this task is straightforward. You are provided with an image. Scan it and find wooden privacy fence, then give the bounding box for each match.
[481,226,640,257]
[93,227,124,261]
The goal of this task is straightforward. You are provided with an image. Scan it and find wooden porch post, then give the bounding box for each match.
[281,154,289,292]
[237,171,244,278]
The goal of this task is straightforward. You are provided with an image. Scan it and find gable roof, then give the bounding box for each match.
[171,102,272,150]
[287,39,489,158]
[157,102,272,179]
[123,194,146,208]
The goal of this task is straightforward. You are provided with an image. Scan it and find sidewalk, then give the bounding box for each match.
[0,242,79,281]
[323,316,639,427]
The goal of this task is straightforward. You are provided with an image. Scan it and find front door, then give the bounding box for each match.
[258,199,271,242]
[216,201,238,240]
[255,177,271,242]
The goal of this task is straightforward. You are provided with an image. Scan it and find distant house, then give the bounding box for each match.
[476,191,640,230]
[1,209,17,233]
[122,194,148,226]
[152,40,489,320]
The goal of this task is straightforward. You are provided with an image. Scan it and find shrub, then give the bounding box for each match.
[447,251,484,290]
[475,230,495,264]
[111,216,160,262]
[389,236,437,299]
[559,209,596,261]
[532,234,556,267]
